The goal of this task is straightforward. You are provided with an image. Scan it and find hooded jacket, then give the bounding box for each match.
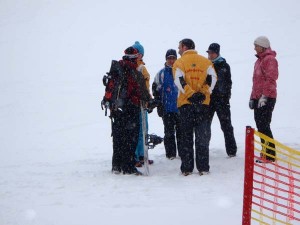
[251,48,278,99]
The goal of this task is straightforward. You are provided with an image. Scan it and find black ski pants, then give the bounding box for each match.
[178,104,211,173]
[111,104,140,173]
[254,98,276,160]
[208,96,237,156]
[162,112,182,158]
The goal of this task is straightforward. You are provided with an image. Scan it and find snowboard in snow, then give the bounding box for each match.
[140,105,149,176]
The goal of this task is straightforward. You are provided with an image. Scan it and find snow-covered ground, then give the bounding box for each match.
[1,0,300,224]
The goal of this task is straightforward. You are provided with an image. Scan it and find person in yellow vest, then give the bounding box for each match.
[132,41,154,167]
[173,38,217,176]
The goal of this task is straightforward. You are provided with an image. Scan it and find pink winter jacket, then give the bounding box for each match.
[250,48,278,100]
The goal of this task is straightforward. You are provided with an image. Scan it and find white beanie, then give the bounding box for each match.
[254,36,270,48]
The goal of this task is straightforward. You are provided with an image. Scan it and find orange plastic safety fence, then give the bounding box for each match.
[243,127,300,225]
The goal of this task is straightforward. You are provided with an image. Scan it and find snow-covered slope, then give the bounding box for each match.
[0,0,300,224]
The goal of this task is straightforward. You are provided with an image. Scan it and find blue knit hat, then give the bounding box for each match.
[132,41,144,56]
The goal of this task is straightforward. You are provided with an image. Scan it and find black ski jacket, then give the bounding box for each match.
[212,57,232,99]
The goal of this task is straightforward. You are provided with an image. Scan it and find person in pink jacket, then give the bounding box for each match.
[249,36,278,162]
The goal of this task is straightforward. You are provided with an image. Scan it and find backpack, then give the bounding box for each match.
[101,60,150,116]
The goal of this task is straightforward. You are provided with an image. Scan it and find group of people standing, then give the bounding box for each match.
[153,39,236,176]
[102,36,278,176]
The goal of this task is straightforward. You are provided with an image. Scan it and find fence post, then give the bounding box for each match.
[242,126,255,225]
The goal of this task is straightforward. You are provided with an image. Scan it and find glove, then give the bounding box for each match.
[147,108,153,113]
[188,92,206,105]
[101,98,109,110]
[258,95,267,108]
[147,99,161,111]
[157,104,163,117]
[249,99,255,110]
[206,75,212,86]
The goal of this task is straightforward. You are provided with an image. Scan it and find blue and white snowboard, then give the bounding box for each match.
[140,105,149,176]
